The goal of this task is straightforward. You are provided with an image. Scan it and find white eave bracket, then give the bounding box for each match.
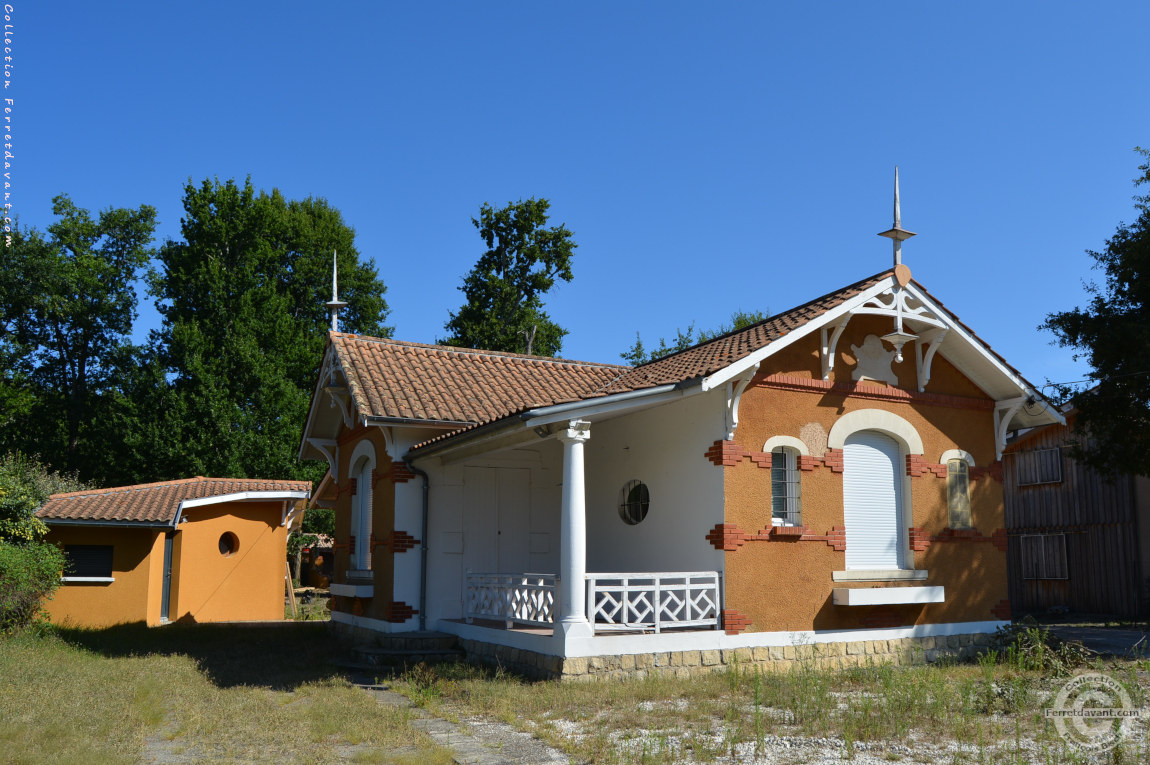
[993,397,1025,461]
[724,362,760,440]
[914,327,948,392]
[325,385,354,429]
[307,438,339,477]
[820,318,852,381]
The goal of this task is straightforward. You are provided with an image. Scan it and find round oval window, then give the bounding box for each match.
[218,532,239,557]
[619,480,650,525]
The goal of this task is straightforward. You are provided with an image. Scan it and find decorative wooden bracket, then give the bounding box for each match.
[913,327,947,392]
[724,363,759,440]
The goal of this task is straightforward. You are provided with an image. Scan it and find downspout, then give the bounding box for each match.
[406,459,430,631]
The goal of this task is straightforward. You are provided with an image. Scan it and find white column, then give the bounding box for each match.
[557,419,593,640]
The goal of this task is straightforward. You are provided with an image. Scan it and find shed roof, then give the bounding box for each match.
[37,477,312,527]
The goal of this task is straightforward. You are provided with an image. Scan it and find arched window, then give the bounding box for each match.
[349,440,376,572]
[843,430,907,570]
[770,447,802,526]
[947,459,972,529]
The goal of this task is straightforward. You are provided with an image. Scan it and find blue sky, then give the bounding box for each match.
[15,2,1150,390]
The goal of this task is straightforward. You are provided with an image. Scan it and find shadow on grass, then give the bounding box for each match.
[53,620,346,691]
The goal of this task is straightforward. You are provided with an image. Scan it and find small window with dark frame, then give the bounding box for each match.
[63,545,114,579]
[1015,447,1063,486]
[1020,534,1069,580]
[619,480,650,525]
[947,459,972,529]
[771,446,802,525]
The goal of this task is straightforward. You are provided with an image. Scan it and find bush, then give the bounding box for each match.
[0,452,87,543]
[0,541,65,631]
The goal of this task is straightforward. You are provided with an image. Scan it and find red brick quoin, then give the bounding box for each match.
[390,461,416,483]
[381,530,420,554]
[721,608,752,634]
[991,599,1011,620]
[706,523,747,551]
[384,601,418,623]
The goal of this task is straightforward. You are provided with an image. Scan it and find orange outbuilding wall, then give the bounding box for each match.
[44,500,292,628]
[43,526,167,627]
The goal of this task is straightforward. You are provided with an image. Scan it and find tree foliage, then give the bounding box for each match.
[442,198,575,356]
[133,178,392,483]
[1041,148,1150,476]
[621,309,769,365]
[0,196,157,478]
[0,452,88,544]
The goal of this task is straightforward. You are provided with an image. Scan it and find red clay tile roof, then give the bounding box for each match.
[329,334,628,427]
[37,477,312,526]
[600,270,894,393]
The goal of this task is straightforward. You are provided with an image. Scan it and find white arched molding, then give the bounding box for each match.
[762,435,810,456]
[827,409,924,455]
[939,449,975,467]
[348,439,377,572]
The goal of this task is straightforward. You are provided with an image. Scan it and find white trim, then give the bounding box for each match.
[832,586,945,606]
[526,384,688,427]
[762,435,810,456]
[60,576,114,583]
[435,618,1007,658]
[331,609,398,633]
[832,569,927,582]
[330,582,375,598]
[940,449,976,467]
[174,490,311,526]
[827,408,924,454]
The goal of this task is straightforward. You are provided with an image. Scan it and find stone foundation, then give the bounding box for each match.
[461,632,994,680]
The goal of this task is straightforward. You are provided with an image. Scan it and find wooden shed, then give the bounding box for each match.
[1003,415,1150,617]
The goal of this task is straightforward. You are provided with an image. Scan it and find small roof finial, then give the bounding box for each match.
[325,250,348,333]
[878,166,916,268]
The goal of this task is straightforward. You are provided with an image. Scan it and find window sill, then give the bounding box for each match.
[330,582,374,598]
[832,569,928,582]
[60,576,114,584]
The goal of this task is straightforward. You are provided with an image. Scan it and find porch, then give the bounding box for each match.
[463,570,722,635]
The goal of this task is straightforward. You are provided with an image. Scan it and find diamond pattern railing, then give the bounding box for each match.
[465,573,557,629]
[586,571,720,633]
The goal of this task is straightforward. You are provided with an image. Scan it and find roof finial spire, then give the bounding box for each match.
[878,166,916,268]
[326,251,348,333]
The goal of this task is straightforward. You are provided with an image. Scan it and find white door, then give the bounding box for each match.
[843,431,904,570]
[462,466,531,573]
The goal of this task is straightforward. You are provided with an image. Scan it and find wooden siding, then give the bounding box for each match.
[1003,423,1145,617]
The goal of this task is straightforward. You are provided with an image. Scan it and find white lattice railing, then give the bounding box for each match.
[586,571,721,633]
[465,572,557,629]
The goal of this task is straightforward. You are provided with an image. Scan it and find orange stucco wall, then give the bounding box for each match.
[43,526,166,627]
[722,315,1009,633]
[45,500,291,628]
[168,501,289,623]
[330,427,398,622]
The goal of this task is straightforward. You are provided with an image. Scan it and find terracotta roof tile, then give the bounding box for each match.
[37,477,312,526]
[328,271,896,453]
[600,270,893,392]
[328,335,628,427]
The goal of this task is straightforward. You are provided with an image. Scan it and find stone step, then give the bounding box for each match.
[350,647,466,668]
[366,631,459,652]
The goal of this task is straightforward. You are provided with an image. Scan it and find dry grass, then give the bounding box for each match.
[393,648,1150,764]
[0,622,451,764]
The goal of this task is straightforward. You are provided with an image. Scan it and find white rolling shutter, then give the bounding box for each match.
[843,431,904,570]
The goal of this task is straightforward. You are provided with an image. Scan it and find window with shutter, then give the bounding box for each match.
[1015,447,1062,486]
[843,431,905,570]
[63,545,114,580]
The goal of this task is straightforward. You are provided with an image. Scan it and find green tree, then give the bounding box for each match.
[0,196,157,479]
[622,309,768,365]
[138,177,392,483]
[442,198,576,356]
[1042,148,1150,476]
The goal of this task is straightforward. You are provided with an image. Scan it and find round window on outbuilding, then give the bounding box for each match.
[619,480,650,525]
[218,532,240,557]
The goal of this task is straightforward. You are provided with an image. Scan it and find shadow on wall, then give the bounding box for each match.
[52,621,342,691]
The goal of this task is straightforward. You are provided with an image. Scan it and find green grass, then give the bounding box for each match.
[0,622,452,764]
